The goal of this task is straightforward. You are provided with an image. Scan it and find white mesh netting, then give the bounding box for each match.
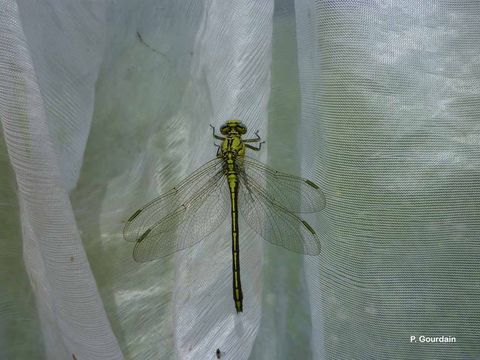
[1,0,479,359]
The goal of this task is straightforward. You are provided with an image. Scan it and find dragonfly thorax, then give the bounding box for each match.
[220,136,245,160]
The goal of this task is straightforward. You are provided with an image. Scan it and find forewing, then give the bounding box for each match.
[242,156,326,213]
[132,169,230,262]
[238,172,321,255]
[123,157,224,243]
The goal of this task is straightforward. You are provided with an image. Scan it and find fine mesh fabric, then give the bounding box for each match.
[0,0,479,359]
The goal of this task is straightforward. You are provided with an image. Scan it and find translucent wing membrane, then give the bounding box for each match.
[124,154,325,260]
[238,169,321,255]
[123,158,229,261]
[123,158,223,243]
[133,176,229,261]
[242,156,326,213]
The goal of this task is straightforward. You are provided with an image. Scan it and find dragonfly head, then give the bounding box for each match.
[221,120,247,136]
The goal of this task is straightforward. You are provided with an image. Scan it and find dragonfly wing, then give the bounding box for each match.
[123,157,224,243]
[242,156,326,213]
[238,171,321,255]
[132,169,230,262]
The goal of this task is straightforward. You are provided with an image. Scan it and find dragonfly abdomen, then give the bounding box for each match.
[225,157,243,313]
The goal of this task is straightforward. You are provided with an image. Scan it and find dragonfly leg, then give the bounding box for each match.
[244,130,265,151]
[243,129,262,143]
[210,124,226,141]
[245,141,265,151]
[214,142,221,156]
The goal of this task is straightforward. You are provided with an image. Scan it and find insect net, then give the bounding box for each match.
[0,0,479,359]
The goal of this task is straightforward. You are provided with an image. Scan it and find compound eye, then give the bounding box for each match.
[238,125,247,135]
[220,125,228,135]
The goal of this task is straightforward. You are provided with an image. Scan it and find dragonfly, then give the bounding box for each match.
[123,120,326,313]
